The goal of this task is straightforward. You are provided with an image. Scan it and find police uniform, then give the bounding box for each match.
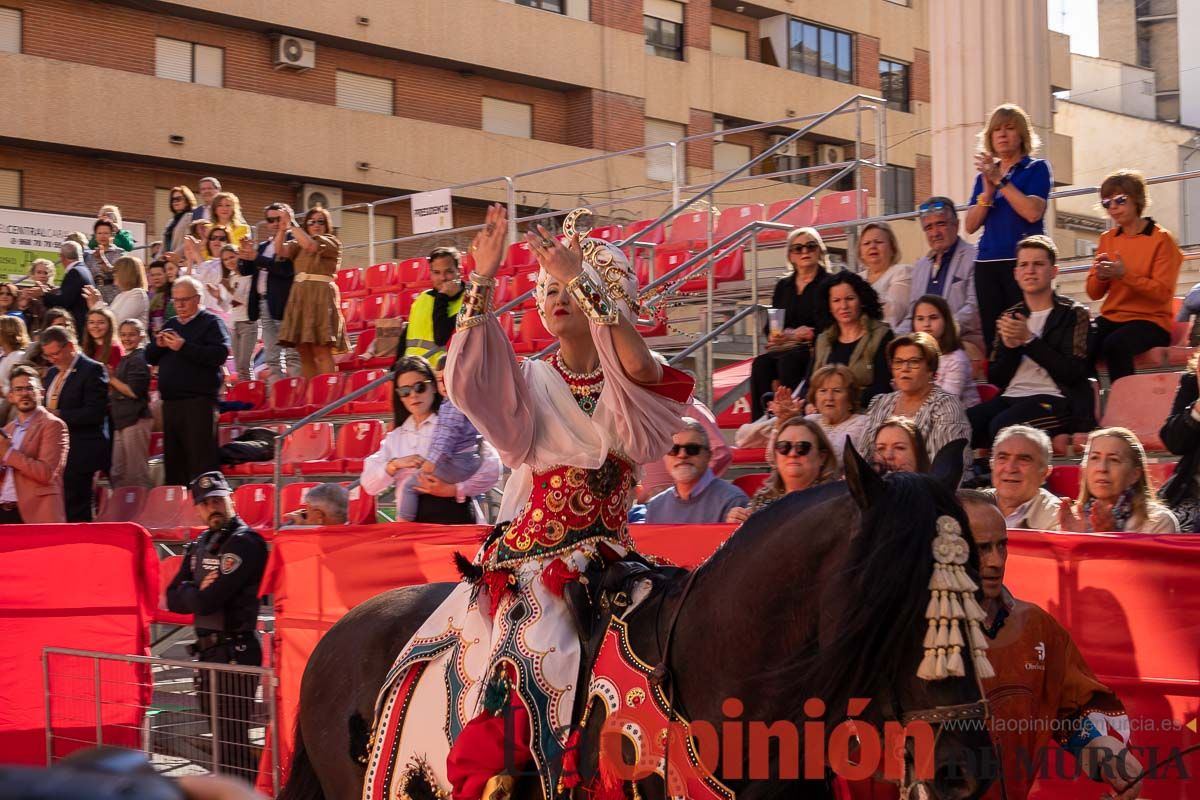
[166,471,267,781]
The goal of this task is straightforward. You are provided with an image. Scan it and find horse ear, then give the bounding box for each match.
[929,438,967,493]
[843,439,885,510]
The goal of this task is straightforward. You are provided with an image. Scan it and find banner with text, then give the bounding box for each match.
[410,189,453,235]
[0,208,147,282]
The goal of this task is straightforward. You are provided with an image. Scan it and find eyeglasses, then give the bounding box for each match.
[266,216,281,223]
[9,385,36,394]
[307,219,326,226]
[788,242,821,254]
[395,380,431,398]
[1100,195,1129,210]
[170,196,185,203]
[891,357,927,371]
[918,199,953,214]
[171,294,200,303]
[668,443,709,457]
[775,439,814,457]
[209,236,228,243]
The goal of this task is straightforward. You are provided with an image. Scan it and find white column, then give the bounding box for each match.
[928,0,1052,202]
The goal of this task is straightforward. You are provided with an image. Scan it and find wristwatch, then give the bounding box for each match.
[996,175,1011,190]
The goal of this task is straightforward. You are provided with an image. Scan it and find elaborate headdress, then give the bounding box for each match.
[918,515,995,681]
[535,209,641,324]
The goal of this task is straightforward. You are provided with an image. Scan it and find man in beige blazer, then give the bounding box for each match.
[0,366,68,524]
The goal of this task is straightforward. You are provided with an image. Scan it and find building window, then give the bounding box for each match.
[0,7,21,53]
[0,168,20,207]
[1136,25,1151,68]
[516,0,564,11]
[645,0,684,60]
[335,71,395,115]
[155,37,223,87]
[881,164,914,215]
[711,25,747,59]
[879,58,910,112]
[482,97,533,138]
[342,211,397,267]
[713,141,751,174]
[788,20,853,84]
[645,118,685,182]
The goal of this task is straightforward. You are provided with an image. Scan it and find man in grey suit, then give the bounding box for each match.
[895,196,982,352]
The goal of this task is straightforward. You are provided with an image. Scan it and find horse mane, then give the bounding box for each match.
[791,471,973,722]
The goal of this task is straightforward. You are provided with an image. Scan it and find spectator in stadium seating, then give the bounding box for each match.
[0,366,68,524]
[910,294,980,408]
[277,206,349,378]
[146,260,175,334]
[398,246,465,365]
[163,186,197,259]
[0,282,22,320]
[748,227,832,419]
[734,389,796,450]
[82,308,123,372]
[187,229,235,325]
[965,103,1052,356]
[810,270,894,407]
[41,326,110,522]
[90,205,136,252]
[109,319,153,489]
[1160,354,1200,531]
[968,235,1091,451]
[729,417,838,523]
[223,245,255,383]
[871,416,931,473]
[897,198,981,351]
[982,424,1061,530]
[24,241,95,336]
[858,221,911,329]
[362,356,497,523]
[23,308,71,377]
[1060,426,1179,533]
[87,255,149,330]
[1086,169,1184,383]
[409,440,502,521]
[191,177,221,222]
[643,418,748,524]
[146,275,231,487]
[85,218,124,305]
[0,315,30,396]
[207,192,251,248]
[640,396,729,500]
[804,364,870,467]
[282,482,349,526]
[862,332,972,469]
[238,202,299,382]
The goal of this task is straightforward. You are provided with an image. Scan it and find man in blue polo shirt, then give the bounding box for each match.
[644,419,748,524]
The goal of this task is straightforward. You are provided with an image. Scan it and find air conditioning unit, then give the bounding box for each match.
[301,184,343,227]
[768,134,799,158]
[273,35,316,70]
[818,144,846,165]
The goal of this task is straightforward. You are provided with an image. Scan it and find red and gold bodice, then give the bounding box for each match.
[488,354,637,567]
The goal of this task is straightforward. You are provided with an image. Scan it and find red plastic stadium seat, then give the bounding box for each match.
[139,485,194,540]
[510,272,538,310]
[396,257,430,288]
[714,203,765,242]
[363,292,401,325]
[299,419,386,475]
[336,329,374,371]
[759,199,817,243]
[97,486,147,523]
[730,447,767,465]
[344,482,377,525]
[668,210,717,250]
[1100,373,1178,451]
[298,372,346,416]
[643,248,691,289]
[363,262,399,295]
[732,472,769,497]
[280,482,320,516]
[259,422,335,475]
[504,241,538,274]
[220,380,266,423]
[349,369,393,414]
[623,218,666,247]
[513,312,553,355]
[336,267,366,299]
[340,297,366,333]
[240,377,308,422]
[589,225,623,243]
[713,249,745,284]
[232,483,275,531]
[149,432,164,457]
[1045,465,1080,500]
[976,383,1000,404]
[816,189,870,238]
[155,555,193,626]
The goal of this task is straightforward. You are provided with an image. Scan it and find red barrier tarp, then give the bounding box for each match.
[0,523,158,764]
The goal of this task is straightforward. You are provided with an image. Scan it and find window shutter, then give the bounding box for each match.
[644,119,685,183]
[0,8,21,53]
[482,98,533,138]
[153,188,173,240]
[341,211,397,269]
[645,0,683,23]
[711,25,746,58]
[155,37,192,82]
[713,142,751,174]
[0,169,19,207]
[335,71,395,115]
[193,44,223,87]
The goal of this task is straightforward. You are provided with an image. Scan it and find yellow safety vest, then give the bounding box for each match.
[403,290,464,365]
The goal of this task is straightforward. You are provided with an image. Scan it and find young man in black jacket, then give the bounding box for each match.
[968,235,1093,449]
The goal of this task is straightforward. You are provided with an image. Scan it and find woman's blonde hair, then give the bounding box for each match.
[113,255,148,291]
[0,314,30,351]
[859,221,901,267]
[210,191,246,226]
[978,103,1041,157]
[786,227,830,270]
[751,417,839,511]
[98,204,124,230]
[1078,426,1158,526]
[887,330,942,373]
[806,364,861,413]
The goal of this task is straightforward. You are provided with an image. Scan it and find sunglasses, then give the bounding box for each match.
[266,216,281,223]
[395,380,431,398]
[668,443,709,457]
[918,199,952,214]
[307,219,326,226]
[789,242,821,254]
[209,236,228,243]
[170,196,185,202]
[775,439,814,457]
[1100,195,1129,210]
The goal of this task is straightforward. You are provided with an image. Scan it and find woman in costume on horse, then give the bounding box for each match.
[361,205,692,800]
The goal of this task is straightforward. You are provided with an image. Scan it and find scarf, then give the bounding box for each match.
[1084,487,1136,532]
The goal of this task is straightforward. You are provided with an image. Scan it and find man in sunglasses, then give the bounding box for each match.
[896,196,982,353]
[238,202,300,382]
[643,419,748,524]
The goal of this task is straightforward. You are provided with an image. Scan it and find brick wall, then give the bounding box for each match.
[590,0,642,35]
[855,33,880,90]
[915,154,933,205]
[710,8,759,61]
[911,48,930,104]
[687,109,714,171]
[683,0,711,51]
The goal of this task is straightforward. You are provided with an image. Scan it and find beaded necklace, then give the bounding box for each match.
[549,352,604,416]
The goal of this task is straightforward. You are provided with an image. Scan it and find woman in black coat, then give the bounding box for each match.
[1159,354,1200,531]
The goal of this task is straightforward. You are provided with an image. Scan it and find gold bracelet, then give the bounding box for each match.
[456,275,495,330]
[975,199,992,208]
[566,271,619,326]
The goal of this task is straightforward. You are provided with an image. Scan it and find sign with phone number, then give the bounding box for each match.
[0,208,146,283]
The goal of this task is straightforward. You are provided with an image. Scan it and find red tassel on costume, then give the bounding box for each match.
[542,559,581,597]
[559,729,583,790]
[592,757,626,800]
[482,569,515,615]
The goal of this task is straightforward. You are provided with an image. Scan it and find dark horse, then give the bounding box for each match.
[281,446,994,800]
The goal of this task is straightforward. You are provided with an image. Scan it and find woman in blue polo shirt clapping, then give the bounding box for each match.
[964,103,1052,356]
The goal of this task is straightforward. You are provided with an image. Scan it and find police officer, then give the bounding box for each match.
[166,471,267,781]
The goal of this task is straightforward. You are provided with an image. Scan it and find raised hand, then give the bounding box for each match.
[525,224,583,286]
[467,204,508,279]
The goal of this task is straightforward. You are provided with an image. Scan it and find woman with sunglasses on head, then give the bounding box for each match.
[809,270,894,408]
[360,205,692,800]
[361,355,498,524]
[161,186,197,262]
[748,227,832,420]
[1086,169,1183,383]
[276,206,349,378]
[728,416,839,523]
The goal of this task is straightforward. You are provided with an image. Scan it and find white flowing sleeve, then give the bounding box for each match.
[361,430,399,497]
